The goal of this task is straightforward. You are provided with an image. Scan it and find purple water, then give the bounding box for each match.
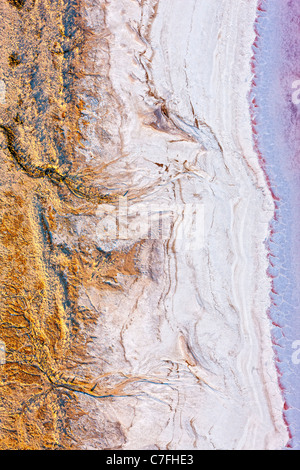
[252,0,300,449]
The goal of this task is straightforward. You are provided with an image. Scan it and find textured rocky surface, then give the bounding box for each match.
[0,0,289,449]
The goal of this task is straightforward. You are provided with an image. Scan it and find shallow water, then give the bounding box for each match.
[253,0,300,449]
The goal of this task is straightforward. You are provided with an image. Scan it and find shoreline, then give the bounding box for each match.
[73,0,289,449]
[250,0,300,449]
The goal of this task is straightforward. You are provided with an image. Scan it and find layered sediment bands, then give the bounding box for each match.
[0,0,132,450]
[0,0,289,450]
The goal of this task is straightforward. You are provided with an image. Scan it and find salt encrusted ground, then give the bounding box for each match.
[71,0,289,450]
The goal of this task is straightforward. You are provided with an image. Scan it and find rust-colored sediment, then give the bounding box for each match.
[0,0,135,449]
